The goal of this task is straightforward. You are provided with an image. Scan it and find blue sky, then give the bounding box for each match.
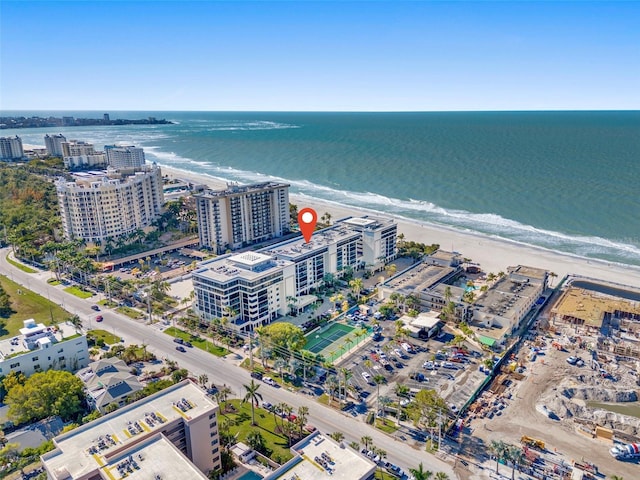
[1,1,639,111]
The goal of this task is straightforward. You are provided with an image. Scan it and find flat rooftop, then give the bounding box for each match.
[98,433,208,480]
[262,225,360,260]
[42,380,216,479]
[383,261,458,296]
[195,181,289,199]
[474,276,541,320]
[552,288,640,327]
[265,432,375,480]
[340,215,395,231]
[508,265,548,282]
[0,321,78,360]
[194,253,292,283]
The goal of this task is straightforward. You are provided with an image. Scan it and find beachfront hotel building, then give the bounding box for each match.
[340,216,398,269]
[192,252,296,332]
[193,217,397,331]
[195,182,291,253]
[0,319,89,377]
[45,133,67,156]
[104,144,146,170]
[41,379,220,479]
[61,139,107,169]
[0,135,24,160]
[56,164,164,243]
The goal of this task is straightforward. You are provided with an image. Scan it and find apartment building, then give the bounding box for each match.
[339,216,397,269]
[61,140,107,169]
[56,164,164,243]
[193,218,396,331]
[0,135,24,160]
[195,182,290,253]
[0,320,89,377]
[104,144,146,170]
[45,133,67,156]
[41,380,220,479]
[193,252,296,332]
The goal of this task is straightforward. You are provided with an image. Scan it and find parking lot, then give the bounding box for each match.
[335,316,486,416]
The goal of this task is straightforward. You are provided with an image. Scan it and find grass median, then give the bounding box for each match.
[6,255,37,273]
[164,326,228,357]
[63,286,93,299]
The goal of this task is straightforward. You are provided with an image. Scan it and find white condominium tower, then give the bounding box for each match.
[61,140,106,169]
[0,135,24,160]
[56,164,164,243]
[104,144,146,169]
[44,133,67,156]
[195,182,290,253]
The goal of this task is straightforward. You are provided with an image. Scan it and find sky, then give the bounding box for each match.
[1,1,639,112]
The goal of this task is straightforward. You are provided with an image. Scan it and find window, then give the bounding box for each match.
[32,356,39,362]
[210,431,217,438]
[209,413,216,419]
[211,439,219,446]
[211,447,219,455]
[209,422,216,428]
[9,363,20,369]
[59,356,65,361]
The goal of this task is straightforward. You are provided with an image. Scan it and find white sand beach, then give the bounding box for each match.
[162,165,640,288]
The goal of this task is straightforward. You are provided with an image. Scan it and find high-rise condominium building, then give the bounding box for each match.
[61,140,106,169]
[0,135,24,160]
[193,217,397,331]
[44,133,67,156]
[41,380,220,479]
[56,164,164,243]
[195,182,290,253]
[104,144,146,169]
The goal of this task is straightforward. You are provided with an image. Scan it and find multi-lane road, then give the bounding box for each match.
[0,248,457,479]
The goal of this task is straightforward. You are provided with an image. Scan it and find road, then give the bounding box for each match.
[0,248,457,479]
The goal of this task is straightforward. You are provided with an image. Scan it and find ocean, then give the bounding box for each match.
[3,110,640,267]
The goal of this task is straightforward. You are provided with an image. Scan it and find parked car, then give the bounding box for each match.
[91,305,100,311]
[173,337,184,344]
[175,346,186,352]
[96,315,103,322]
[566,356,578,365]
[263,376,276,386]
[250,371,263,380]
[262,401,273,411]
[184,341,193,348]
[362,372,372,381]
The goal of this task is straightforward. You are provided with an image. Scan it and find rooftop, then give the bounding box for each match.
[473,276,541,320]
[265,432,376,480]
[508,265,548,281]
[0,320,79,361]
[194,253,292,284]
[339,215,395,231]
[78,357,143,410]
[97,433,208,480]
[383,261,459,296]
[42,380,217,479]
[262,225,360,260]
[552,288,640,327]
[195,181,289,199]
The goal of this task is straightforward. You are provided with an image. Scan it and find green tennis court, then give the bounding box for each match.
[304,322,355,355]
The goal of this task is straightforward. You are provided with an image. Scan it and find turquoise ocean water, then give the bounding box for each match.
[3,110,640,266]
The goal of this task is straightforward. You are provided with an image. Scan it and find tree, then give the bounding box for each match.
[242,380,263,426]
[297,405,309,435]
[385,263,397,278]
[171,369,188,383]
[360,435,373,451]
[329,431,344,442]
[68,314,83,333]
[349,278,364,300]
[5,370,85,423]
[489,440,507,474]
[409,463,433,480]
[246,430,267,455]
[198,373,209,387]
[259,322,306,357]
[507,445,525,480]
[373,374,386,416]
[435,473,450,480]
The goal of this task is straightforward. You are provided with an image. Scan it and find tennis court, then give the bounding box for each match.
[304,323,355,355]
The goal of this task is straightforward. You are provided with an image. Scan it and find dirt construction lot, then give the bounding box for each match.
[465,340,638,479]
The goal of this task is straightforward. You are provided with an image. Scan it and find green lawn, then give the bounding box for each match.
[164,327,228,357]
[87,329,121,345]
[97,299,117,308]
[6,255,37,273]
[0,275,69,339]
[63,286,94,299]
[223,399,294,463]
[375,417,399,434]
[47,278,61,286]
[116,306,145,319]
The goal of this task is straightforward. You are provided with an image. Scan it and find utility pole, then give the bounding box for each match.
[438,410,442,451]
[249,329,254,369]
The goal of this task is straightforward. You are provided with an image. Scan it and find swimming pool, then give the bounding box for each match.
[237,471,264,480]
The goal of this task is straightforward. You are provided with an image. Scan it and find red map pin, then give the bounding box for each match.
[297,208,318,243]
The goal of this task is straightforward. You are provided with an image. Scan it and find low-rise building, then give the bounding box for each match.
[78,357,143,413]
[0,319,89,377]
[41,379,220,479]
[264,431,376,480]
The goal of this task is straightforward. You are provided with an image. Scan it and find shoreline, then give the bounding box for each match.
[163,163,640,287]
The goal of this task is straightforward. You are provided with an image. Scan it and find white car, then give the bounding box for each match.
[423,361,435,370]
[361,372,372,381]
[263,376,276,386]
[566,356,578,365]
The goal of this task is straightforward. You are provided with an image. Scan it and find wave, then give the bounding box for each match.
[145,151,640,266]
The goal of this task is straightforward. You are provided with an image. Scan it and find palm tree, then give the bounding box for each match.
[68,314,83,333]
[274,357,288,380]
[360,435,373,451]
[489,440,507,474]
[329,431,344,442]
[340,367,352,401]
[373,374,386,416]
[609,476,624,480]
[434,473,450,480]
[409,463,433,480]
[349,278,364,300]
[385,263,397,278]
[242,380,263,425]
[508,445,525,480]
[198,373,208,388]
[297,406,309,435]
